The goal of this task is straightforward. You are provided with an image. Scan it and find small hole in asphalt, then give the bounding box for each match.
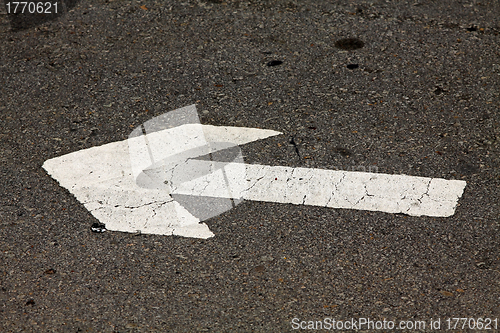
[334,38,364,50]
[434,87,445,95]
[267,60,283,67]
[346,64,359,69]
[466,26,477,31]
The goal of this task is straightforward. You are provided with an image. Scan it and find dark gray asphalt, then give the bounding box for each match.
[1,0,499,331]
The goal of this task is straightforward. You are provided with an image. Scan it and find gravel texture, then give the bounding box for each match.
[0,0,499,331]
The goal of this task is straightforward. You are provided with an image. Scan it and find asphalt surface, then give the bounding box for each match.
[1,0,499,331]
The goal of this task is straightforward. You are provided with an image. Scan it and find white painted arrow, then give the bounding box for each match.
[42,105,466,239]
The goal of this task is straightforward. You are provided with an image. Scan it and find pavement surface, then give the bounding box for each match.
[1,0,499,331]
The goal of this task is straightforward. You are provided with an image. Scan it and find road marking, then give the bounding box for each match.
[171,162,466,218]
[43,105,466,239]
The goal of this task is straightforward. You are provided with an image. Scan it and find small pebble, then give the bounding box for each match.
[91,222,106,233]
[267,60,283,67]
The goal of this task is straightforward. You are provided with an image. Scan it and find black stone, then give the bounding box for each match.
[91,222,107,233]
[267,60,283,67]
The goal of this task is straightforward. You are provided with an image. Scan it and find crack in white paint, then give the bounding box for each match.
[417,179,432,204]
[123,200,169,210]
[327,172,347,208]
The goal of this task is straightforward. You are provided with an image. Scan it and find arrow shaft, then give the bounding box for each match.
[171,161,466,217]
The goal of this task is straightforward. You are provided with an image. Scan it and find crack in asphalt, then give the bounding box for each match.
[290,136,300,159]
